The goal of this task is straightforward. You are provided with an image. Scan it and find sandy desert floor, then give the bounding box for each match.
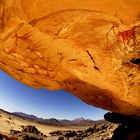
[0,110,88,137]
[0,109,118,140]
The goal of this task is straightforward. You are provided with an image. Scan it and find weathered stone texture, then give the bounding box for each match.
[0,0,140,115]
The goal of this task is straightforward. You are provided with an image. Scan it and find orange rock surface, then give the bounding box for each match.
[0,0,140,116]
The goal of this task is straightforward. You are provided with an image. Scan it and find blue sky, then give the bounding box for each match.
[0,70,107,120]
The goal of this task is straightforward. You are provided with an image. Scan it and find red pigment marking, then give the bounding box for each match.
[119,26,136,41]
[106,24,119,45]
[111,24,119,32]
[107,24,119,35]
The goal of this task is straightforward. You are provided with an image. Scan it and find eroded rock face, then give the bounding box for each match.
[0,0,140,115]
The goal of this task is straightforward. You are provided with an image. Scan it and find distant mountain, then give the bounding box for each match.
[12,111,107,126]
[13,112,42,120]
[42,118,61,126]
[72,118,96,126]
[73,117,85,122]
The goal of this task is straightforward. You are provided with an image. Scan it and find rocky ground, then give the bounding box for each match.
[47,123,118,140]
[0,123,118,140]
[9,125,48,140]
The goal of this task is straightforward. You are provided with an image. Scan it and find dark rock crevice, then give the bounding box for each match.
[86,50,100,71]
[131,58,140,65]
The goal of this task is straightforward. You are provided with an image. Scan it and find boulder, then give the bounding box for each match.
[9,126,47,140]
[0,0,140,115]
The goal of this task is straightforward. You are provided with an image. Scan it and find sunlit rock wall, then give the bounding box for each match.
[0,0,140,116]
